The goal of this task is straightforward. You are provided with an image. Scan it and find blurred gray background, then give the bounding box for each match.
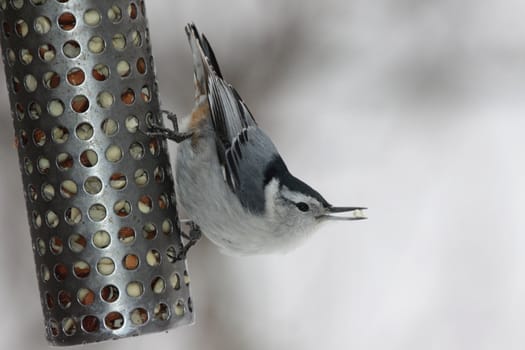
[1,0,525,349]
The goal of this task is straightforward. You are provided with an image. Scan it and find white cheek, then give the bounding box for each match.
[264,179,280,218]
[280,186,304,203]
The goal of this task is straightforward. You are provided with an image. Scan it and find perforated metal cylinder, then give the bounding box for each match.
[0,0,193,345]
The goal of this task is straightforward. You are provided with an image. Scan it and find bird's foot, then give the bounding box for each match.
[175,221,202,262]
[143,110,193,143]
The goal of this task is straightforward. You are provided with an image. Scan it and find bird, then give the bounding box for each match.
[149,23,366,257]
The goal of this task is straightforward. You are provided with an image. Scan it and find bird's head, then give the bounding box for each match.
[264,173,366,234]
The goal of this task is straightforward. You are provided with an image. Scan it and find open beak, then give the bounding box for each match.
[320,206,367,221]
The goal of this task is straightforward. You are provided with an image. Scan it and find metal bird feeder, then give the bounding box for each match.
[0,0,193,345]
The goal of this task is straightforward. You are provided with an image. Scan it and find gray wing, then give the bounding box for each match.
[208,74,277,214]
[187,23,277,214]
[207,73,257,153]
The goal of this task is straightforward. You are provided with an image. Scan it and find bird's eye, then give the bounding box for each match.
[296,202,309,212]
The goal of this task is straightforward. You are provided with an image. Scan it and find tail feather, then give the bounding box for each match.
[185,22,223,98]
[201,33,223,79]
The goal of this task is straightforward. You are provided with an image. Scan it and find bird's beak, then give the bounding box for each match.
[320,206,367,221]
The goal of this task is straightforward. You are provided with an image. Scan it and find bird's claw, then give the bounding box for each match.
[147,125,194,143]
[161,110,179,128]
[142,110,193,143]
[175,222,202,262]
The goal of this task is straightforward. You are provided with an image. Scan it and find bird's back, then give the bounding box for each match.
[183,23,281,213]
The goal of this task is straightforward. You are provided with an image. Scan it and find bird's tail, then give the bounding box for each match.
[185,22,223,98]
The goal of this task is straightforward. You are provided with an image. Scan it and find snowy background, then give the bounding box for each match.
[1,0,525,349]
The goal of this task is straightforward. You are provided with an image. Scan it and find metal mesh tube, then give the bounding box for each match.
[0,0,193,345]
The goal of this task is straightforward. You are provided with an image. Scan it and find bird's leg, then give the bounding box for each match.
[146,110,193,143]
[175,221,202,262]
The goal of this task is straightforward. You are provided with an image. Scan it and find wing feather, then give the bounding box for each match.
[187,23,274,214]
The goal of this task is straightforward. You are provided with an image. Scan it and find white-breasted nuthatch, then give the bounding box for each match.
[149,23,366,257]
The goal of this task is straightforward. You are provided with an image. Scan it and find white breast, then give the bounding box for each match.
[175,135,311,255]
